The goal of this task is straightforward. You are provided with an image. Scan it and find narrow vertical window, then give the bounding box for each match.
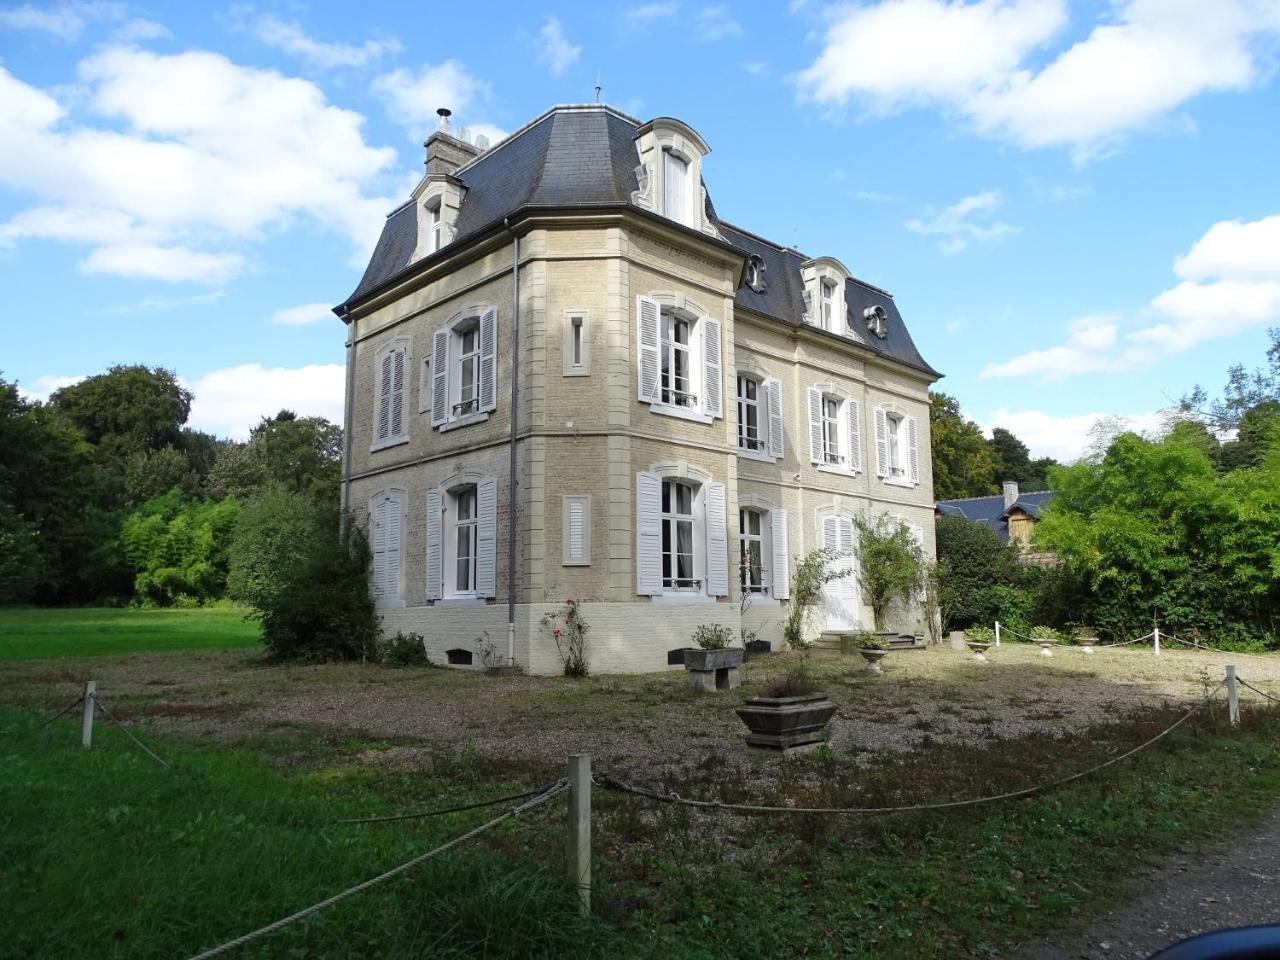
[886,413,903,477]
[427,200,443,253]
[822,396,842,465]
[454,485,478,594]
[571,316,584,367]
[739,509,765,593]
[456,324,479,417]
[661,479,696,590]
[660,311,695,408]
[820,279,836,331]
[737,375,761,452]
[663,150,689,223]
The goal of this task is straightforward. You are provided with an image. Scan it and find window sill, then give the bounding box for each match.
[817,463,859,478]
[437,411,490,433]
[882,475,916,489]
[375,597,406,610]
[370,435,409,453]
[563,367,590,378]
[650,593,717,605]
[648,402,714,425]
[436,596,488,608]
[737,448,776,464]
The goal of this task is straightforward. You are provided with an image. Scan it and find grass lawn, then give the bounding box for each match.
[7,643,1280,957]
[0,607,261,661]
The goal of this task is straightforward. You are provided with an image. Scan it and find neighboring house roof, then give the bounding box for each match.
[934,490,1056,544]
[340,104,939,379]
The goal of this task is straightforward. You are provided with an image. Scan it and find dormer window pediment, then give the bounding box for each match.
[411,174,465,263]
[631,118,721,239]
[800,257,852,334]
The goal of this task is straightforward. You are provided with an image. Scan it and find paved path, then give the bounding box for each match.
[1015,808,1280,959]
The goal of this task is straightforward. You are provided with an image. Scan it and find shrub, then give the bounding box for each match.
[120,489,240,606]
[380,632,432,667]
[1030,625,1063,644]
[838,631,885,654]
[542,598,589,677]
[760,663,821,698]
[783,548,848,649]
[692,623,734,650]
[852,515,925,630]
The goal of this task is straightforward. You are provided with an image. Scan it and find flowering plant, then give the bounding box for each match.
[541,597,589,677]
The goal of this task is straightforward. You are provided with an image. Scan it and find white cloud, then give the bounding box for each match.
[905,190,1016,253]
[798,0,1280,158]
[272,302,334,326]
[696,4,743,41]
[625,2,680,25]
[243,12,401,69]
[983,408,1164,461]
[17,373,85,402]
[113,18,169,42]
[982,212,1280,378]
[536,16,581,75]
[0,50,395,282]
[0,1,124,41]
[186,363,345,438]
[372,60,496,139]
[94,290,225,316]
[743,60,767,75]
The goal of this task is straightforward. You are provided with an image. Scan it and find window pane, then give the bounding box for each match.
[571,317,583,365]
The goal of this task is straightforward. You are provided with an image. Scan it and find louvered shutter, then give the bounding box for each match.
[822,515,839,553]
[635,471,662,595]
[770,509,790,600]
[390,348,405,438]
[906,415,919,485]
[563,496,589,565]
[425,489,443,601]
[705,481,728,596]
[702,317,722,418]
[476,477,497,597]
[807,387,823,464]
[478,307,497,413]
[371,499,388,597]
[766,378,783,458]
[839,517,855,554]
[377,354,392,441]
[847,398,862,473]
[637,296,660,402]
[431,329,449,428]
[874,407,890,478]
[384,496,402,600]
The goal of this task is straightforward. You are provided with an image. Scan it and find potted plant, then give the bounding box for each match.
[842,631,890,674]
[736,663,836,754]
[964,625,995,661]
[1073,625,1097,654]
[684,623,743,692]
[1030,625,1059,657]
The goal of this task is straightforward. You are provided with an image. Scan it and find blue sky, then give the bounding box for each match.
[2,0,1279,459]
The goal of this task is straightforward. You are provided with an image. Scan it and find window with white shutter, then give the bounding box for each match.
[906,415,920,485]
[877,409,916,486]
[441,477,497,599]
[425,489,443,601]
[431,309,498,432]
[766,378,784,459]
[737,374,783,463]
[371,340,410,451]
[705,481,728,597]
[370,490,405,607]
[637,297,722,425]
[874,407,890,478]
[702,317,722,419]
[562,495,590,566]
[770,509,790,600]
[636,471,662,595]
[847,399,862,474]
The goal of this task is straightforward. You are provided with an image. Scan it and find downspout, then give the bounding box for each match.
[503,217,520,668]
[340,311,355,526]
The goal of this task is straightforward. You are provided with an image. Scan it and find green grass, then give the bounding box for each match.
[0,607,262,661]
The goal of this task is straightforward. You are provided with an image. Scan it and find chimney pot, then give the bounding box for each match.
[436,107,452,132]
[1003,481,1019,509]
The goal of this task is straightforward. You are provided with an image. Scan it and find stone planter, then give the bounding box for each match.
[949,630,968,652]
[736,693,836,754]
[1034,638,1056,657]
[965,640,992,662]
[1076,636,1096,654]
[858,648,889,674]
[683,647,744,692]
[744,639,772,659]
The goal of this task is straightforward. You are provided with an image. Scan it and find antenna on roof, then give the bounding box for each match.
[594,70,602,104]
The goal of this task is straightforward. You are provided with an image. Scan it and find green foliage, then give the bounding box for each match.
[839,631,886,653]
[928,391,997,499]
[1182,326,1279,431]
[691,622,734,650]
[542,598,589,676]
[782,548,848,649]
[379,631,433,667]
[208,410,342,504]
[0,505,42,604]
[121,490,240,606]
[988,427,1057,490]
[1030,625,1063,643]
[50,364,192,462]
[934,516,1024,631]
[965,625,995,645]
[231,490,378,661]
[852,515,924,631]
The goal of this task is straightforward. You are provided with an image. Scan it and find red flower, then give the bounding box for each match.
[553,628,562,639]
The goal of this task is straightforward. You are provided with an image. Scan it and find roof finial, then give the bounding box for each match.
[594,70,602,104]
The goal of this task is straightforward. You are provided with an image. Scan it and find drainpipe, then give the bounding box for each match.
[340,315,355,527]
[503,217,520,668]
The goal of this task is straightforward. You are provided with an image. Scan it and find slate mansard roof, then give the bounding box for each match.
[935,490,1056,544]
[339,104,939,379]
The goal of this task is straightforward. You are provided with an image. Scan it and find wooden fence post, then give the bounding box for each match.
[567,754,591,916]
[1226,665,1239,727]
[1153,626,1160,657]
[81,681,96,748]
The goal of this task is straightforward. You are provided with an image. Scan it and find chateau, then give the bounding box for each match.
[333,104,941,674]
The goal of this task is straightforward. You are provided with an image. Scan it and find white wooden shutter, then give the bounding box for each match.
[702,317,722,419]
[807,387,823,464]
[377,354,391,441]
[637,296,660,402]
[562,495,590,566]
[839,517,855,554]
[874,407,890,478]
[476,477,497,597]
[478,307,497,413]
[770,509,790,600]
[431,329,449,428]
[822,515,839,553]
[371,499,388,597]
[847,398,862,473]
[424,489,443,601]
[766,378,783,459]
[906,415,920,485]
[390,348,405,438]
[384,497,402,600]
[705,481,728,596]
[636,471,662,595]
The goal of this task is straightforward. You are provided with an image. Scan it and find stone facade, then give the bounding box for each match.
[337,105,940,675]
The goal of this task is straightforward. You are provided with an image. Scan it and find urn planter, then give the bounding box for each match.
[858,648,889,674]
[1034,638,1056,657]
[965,640,992,662]
[683,647,744,692]
[1076,635,1097,654]
[736,693,836,754]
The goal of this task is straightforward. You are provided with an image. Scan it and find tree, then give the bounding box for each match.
[934,516,1024,631]
[852,515,924,630]
[51,365,192,462]
[120,490,240,605]
[1181,327,1280,431]
[209,411,342,503]
[987,426,1060,489]
[1218,401,1280,472]
[929,391,997,499]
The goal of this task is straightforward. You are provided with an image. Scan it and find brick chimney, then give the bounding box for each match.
[425,107,481,176]
[1002,480,1019,509]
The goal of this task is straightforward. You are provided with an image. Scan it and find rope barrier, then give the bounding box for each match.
[596,684,1220,817]
[89,694,170,768]
[1097,631,1154,648]
[184,780,567,960]
[338,781,561,824]
[37,695,84,730]
[1237,678,1280,706]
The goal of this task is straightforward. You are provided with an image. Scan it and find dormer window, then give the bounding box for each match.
[631,118,719,238]
[411,176,464,263]
[425,199,443,255]
[744,255,767,293]
[820,280,837,331]
[662,149,691,225]
[801,257,852,334]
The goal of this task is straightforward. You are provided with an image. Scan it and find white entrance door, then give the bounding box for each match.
[821,516,859,632]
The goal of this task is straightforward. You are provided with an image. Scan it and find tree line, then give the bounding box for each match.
[928,394,1058,499]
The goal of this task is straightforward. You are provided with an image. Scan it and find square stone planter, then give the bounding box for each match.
[683,647,744,692]
[736,693,836,754]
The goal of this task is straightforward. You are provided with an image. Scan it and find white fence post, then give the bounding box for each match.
[995,621,1001,647]
[1226,665,1239,727]
[80,680,96,748]
[567,754,591,916]
[1153,626,1160,657]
